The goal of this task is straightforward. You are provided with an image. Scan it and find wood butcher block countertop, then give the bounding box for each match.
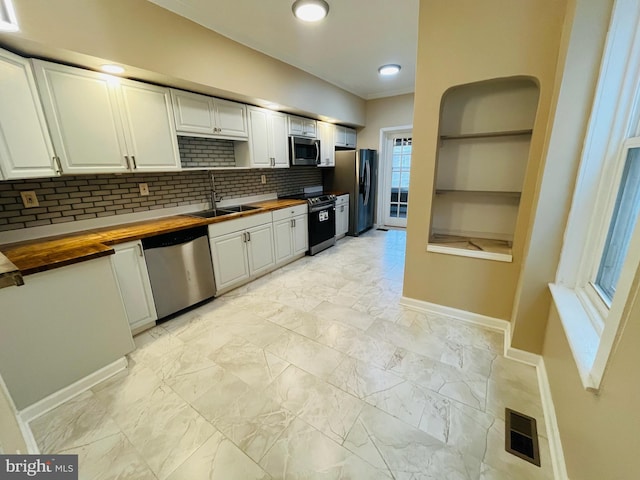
[0,199,307,277]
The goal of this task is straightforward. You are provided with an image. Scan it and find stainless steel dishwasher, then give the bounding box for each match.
[142,226,216,320]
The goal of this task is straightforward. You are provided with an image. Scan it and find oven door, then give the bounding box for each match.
[308,203,336,254]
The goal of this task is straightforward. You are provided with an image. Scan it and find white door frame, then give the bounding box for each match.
[377,125,413,228]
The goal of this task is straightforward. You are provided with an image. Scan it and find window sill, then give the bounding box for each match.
[548,283,601,392]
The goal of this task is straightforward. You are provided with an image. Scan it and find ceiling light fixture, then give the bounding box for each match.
[292,0,329,22]
[378,64,401,76]
[100,64,125,75]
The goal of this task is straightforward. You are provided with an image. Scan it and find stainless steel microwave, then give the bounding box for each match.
[289,136,321,166]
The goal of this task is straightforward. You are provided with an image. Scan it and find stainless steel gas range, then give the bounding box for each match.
[282,186,336,255]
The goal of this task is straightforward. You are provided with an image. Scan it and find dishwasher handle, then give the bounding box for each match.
[141,226,209,250]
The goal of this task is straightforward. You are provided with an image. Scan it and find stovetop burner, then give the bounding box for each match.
[281,186,336,206]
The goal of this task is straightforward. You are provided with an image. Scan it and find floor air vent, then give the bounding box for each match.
[505,408,541,466]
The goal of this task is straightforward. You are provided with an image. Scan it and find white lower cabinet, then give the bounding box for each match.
[110,241,157,333]
[273,204,308,264]
[208,212,275,294]
[209,230,251,290]
[336,194,350,239]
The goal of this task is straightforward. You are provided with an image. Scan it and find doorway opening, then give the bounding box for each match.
[380,129,412,228]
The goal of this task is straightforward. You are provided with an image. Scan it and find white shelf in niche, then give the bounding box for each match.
[439,129,533,141]
[427,234,513,262]
[435,189,521,198]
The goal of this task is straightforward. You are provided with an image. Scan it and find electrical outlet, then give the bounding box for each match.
[20,191,39,208]
[261,175,267,184]
[139,183,149,196]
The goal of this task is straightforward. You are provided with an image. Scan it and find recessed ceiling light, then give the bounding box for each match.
[292,0,329,22]
[378,64,401,76]
[100,64,125,75]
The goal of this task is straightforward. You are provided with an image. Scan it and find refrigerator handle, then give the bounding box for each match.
[364,158,371,206]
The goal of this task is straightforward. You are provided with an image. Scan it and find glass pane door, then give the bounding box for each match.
[387,136,412,226]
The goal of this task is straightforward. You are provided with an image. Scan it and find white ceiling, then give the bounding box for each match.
[148,0,419,100]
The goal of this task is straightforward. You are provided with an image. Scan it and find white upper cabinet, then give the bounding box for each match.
[32,60,180,174]
[0,49,58,179]
[317,121,335,167]
[171,89,248,139]
[334,125,357,148]
[288,115,317,138]
[247,106,288,168]
[118,81,181,171]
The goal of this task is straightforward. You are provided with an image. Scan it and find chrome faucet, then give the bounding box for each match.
[210,173,222,212]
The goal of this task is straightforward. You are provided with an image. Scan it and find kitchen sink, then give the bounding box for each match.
[219,204,261,213]
[185,204,261,219]
[185,209,234,219]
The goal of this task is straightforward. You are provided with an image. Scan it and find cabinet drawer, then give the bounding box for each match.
[208,212,272,238]
[272,204,308,221]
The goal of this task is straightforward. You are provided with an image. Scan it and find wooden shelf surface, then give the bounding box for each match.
[428,234,513,262]
[435,189,521,198]
[439,129,533,141]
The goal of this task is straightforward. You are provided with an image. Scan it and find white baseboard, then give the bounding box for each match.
[19,357,128,426]
[400,296,510,333]
[537,358,569,480]
[504,346,542,366]
[399,296,567,479]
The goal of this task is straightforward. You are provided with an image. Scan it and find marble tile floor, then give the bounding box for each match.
[30,229,553,480]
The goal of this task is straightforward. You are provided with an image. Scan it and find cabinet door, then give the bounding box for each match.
[213,98,248,139]
[345,128,357,148]
[303,119,317,138]
[111,241,157,331]
[171,89,215,135]
[210,231,250,291]
[273,218,294,264]
[248,107,272,167]
[32,60,129,174]
[270,111,289,168]
[292,214,309,255]
[317,121,335,167]
[246,223,275,276]
[0,50,58,179]
[288,115,304,136]
[119,81,181,171]
[334,125,346,147]
[337,202,349,237]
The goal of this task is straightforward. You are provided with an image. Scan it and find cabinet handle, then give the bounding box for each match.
[124,155,131,169]
[291,219,294,228]
[293,218,296,228]
[131,155,137,170]
[247,231,251,242]
[137,244,143,257]
[242,232,247,242]
[53,156,63,174]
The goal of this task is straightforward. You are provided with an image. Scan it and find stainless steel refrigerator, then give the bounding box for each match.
[327,149,377,236]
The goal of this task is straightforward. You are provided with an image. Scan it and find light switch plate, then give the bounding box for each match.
[139,183,149,196]
[20,191,39,208]
[261,175,267,184]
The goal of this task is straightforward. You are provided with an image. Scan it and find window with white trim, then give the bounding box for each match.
[551,0,640,392]
[594,143,640,304]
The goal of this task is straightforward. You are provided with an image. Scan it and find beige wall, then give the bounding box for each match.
[403,0,566,319]
[510,0,613,352]
[359,94,415,150]
[0,0,365,126]
[543,281,640,479]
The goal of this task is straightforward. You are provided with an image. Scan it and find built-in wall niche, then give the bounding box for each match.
[428,77,540,262]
